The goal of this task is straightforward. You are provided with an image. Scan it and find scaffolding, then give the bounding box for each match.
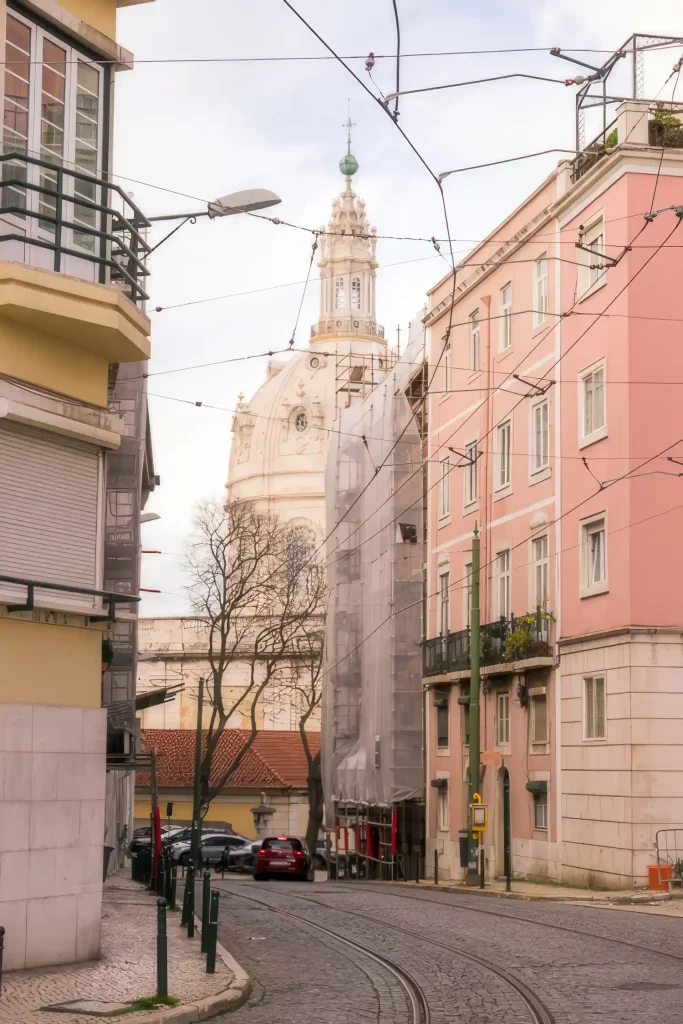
[323,317,426,879]
[335,349,397,410]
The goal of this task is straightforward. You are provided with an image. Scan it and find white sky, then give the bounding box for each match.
[113,0,683,615]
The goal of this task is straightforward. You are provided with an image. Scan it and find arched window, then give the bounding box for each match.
[335,277,345,309]
[351,276,361,310]
[295,411,308,433]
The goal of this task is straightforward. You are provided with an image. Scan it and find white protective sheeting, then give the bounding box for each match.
[323,326,425,815]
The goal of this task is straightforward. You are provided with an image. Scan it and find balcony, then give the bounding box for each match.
[0,152,151,308]
[311,316,385,339]
[423,613,554,678]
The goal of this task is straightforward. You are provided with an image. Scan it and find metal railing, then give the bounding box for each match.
[423,612,553,676]
[654,828,683,889]
[569,118,618,183]
[0,572,140,622]
[311,316,385,338]
[0,152,151,306]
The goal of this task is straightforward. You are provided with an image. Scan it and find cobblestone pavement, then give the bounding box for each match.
[212,875,683,1024]
[0,874,235,1024]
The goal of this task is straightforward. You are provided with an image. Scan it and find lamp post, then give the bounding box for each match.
[145,189,282,256]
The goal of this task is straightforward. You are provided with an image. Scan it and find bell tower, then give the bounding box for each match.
[313,116,383,342]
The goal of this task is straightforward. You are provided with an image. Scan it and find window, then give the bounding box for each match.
[499,283,512,350]
[351,276,361,309]
[584,676,606,739]
[581,363,606,443]
[533,256,548,326]
[295,412,308,433]
[579,216,607,294]
[464,442,478,506]
[581,516,607,594]
[464,561,473,627]
[532,401,549,473]
[335,277,345,308]
[533,791,548,829]
[438,570,450,636]
[399,522,418,543]
[438,459,450,518]
[2,13,103,250]
[469,310,480,370]
[436,693,449,748]
[496,692,510,745]
[531,692,548,744]
[496,549,511,619]
[496,420,511,490]
[437,786,449,831]
[443,334,451,392]
[463,702,470,746]
[532,535,549,610]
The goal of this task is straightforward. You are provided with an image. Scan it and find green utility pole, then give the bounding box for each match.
[190,677,204,869]
[467,526,481,879]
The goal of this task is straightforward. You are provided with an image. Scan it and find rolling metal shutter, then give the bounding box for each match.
[0,420,99,591]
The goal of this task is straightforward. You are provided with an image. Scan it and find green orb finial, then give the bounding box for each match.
[339,152,359,176]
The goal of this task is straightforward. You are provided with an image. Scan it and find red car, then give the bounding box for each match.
[253,836,314,881]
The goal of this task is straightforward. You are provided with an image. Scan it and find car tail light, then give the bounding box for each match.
[294,850,304,858]
[258,849,267,858]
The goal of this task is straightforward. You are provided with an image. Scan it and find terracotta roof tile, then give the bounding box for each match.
[137,729,320,791]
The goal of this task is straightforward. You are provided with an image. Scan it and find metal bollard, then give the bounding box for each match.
[170,864,177,910]
[181,861,192,927]
[206,890,219,974]
[0,925,5,997]
[201,871,211,953]
[156,899,168,998]
[434,849,439,886]
[186,862,195,938]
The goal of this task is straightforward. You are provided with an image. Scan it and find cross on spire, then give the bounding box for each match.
[344,99,357,156]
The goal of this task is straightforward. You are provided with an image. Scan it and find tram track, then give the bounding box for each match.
[216,881,554,1024]
[218,884,430,1024]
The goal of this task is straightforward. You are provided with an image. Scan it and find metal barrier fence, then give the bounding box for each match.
[655,828,683,889]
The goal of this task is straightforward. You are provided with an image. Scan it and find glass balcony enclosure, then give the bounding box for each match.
[1,10,150,306]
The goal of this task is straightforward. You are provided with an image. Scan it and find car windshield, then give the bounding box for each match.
[262,838,303,852]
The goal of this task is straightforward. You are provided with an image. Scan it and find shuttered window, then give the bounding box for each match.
[0,421,100,600]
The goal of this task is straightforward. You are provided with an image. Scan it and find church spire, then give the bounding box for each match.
[313,111,383,343]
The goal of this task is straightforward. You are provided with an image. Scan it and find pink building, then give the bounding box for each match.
[423,99,683,888]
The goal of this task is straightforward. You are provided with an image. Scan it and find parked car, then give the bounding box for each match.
[253,836,314,882]
[162,826,221,851]
[172,833,250,867]
[128,825,180,856]
[222,841,262,873]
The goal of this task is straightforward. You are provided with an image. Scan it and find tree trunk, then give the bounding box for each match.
[305,748,324,856]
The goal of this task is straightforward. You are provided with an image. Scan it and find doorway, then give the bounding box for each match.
[496,767,511,879]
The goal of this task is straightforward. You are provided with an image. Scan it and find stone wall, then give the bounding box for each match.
[0,704,106,970]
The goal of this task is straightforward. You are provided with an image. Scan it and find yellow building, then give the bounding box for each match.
[0,0,153,970]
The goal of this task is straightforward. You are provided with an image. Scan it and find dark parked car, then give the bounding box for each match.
[253,836,314,881]
[222,841,262,873]
[173,833,250,867]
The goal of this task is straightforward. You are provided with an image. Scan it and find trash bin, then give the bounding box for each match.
[131,847,151,883]
[458,830,469,869]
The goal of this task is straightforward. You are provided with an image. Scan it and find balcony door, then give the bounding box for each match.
[1,11,105,281]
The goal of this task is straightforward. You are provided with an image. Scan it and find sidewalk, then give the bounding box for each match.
[398,877,683,916]
[0,871,249,1023]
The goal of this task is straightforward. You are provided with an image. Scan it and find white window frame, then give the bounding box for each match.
[495,419,511,492]
[496,691,510,746]
[583,675,606,741]
[496,548,511,620]
[533,255,548,327]
[580,512,608,597]
[578,213,608,297]
[2,10,106,253]
[463,441,478,508]
[499,282,512,351]
[531,534,549,611]
[437,785,449,831]
[438,568,450,636]
[351,275,361,310]
[531,399,550,477]
[579,358,607,447]
[533,790,548,830]
[438,458,451,519]
[334,276,345,309]
[469,309,480,371]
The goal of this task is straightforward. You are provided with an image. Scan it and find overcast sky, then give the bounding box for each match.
[113,0,682,616]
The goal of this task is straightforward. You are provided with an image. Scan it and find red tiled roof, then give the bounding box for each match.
[137,729,320,792]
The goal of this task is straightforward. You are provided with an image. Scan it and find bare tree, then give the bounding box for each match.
[184,500,326,857]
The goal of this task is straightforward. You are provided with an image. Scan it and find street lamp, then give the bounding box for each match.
[148,188,281,224]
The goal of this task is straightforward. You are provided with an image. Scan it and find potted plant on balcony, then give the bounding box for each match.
[503,612,554,662]
[649,104,683,148]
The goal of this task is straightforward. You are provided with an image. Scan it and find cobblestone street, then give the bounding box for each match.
[212,876,683,1024]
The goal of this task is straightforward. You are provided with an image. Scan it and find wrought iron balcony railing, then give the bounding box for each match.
[0,152,151,306]
[423,613,553,677]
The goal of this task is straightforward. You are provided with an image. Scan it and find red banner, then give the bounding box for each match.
[391,811,398,855]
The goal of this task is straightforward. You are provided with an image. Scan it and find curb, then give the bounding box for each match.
[392,880,677,907]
